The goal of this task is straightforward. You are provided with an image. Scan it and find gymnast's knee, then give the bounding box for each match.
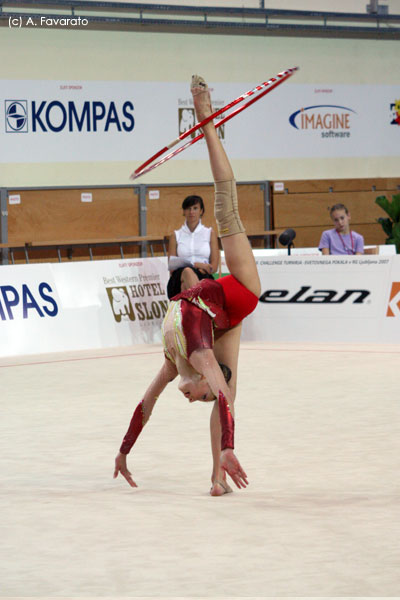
[214,179,245,238]
[181,267,198,289]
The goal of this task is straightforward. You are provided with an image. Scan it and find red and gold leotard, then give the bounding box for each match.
[161,275,258,363]
[120,276,257,456]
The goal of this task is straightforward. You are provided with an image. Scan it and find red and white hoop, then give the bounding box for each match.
[131,67,299,180]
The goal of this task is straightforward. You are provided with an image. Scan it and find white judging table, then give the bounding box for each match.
[250,244,396,257]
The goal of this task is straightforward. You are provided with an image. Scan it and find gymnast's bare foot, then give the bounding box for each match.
[191,74,213,122]
[210,476,232,497]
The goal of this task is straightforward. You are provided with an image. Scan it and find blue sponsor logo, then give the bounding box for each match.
[5,100,28,133]
[0,282,59,320]
[4,100,135,133]
[289,104,356,129]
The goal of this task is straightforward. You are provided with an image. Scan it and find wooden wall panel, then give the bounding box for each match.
[4,178,396,264]
[272,178,400,194]
[146,183,266,239]
[7,187,139,244]
[146,185,216,238]
[237,184,266,236]
[272,178,399,249]
[274,191,389,228]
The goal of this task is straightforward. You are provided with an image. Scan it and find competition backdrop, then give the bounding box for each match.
[0,257,169,357]
[241,254,400,344]
[1,81,399,164]
[1,255,400,357]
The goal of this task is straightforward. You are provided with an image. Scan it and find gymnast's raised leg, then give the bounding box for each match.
[191,76,261,495]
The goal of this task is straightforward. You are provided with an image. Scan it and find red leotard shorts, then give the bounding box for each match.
[217,274,259,327]
[172,275,258,358]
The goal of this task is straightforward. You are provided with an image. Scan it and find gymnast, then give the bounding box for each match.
[114,75,261,496]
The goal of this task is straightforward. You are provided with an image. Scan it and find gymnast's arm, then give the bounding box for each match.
[190,349,248,489]
[113,357,178,487]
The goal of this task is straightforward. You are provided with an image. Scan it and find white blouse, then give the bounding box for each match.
[175,220,212,265]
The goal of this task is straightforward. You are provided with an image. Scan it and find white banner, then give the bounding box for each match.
[1,254,400,357]
[241,254,400,343]
[1,80,399,163]
[0,257,168,357]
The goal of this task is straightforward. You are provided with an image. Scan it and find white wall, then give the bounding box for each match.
[88,0,400,12]
[1,21,399,187]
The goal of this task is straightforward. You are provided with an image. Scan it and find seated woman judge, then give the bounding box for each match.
[167,195,219,299]
[114,74,261,496]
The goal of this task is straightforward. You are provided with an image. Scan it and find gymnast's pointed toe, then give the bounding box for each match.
[191,74,208,95]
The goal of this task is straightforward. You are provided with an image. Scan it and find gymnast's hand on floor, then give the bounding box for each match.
[113,452,138,488]
[220,449,249,489]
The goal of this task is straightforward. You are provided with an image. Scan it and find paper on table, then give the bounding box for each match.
[168,256,193,270]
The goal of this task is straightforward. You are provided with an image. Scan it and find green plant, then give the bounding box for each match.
[375,193,400,254]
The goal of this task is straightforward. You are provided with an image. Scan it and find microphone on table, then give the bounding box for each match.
[278,228,296,255]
